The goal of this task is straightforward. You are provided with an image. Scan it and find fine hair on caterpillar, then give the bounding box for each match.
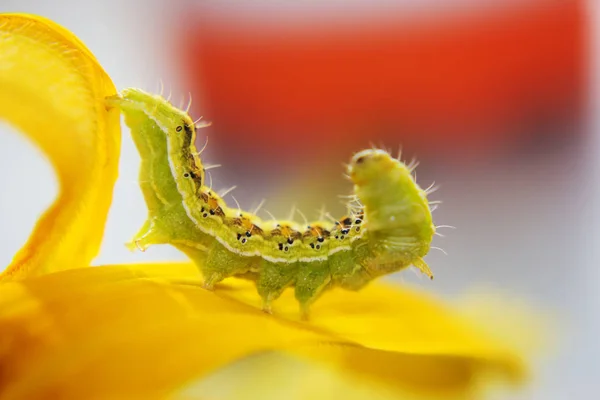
[106,88,438,318]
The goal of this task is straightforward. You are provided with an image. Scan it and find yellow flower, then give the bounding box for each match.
[0,13,532,399]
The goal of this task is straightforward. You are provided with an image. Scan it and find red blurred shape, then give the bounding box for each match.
[177,1,586,163]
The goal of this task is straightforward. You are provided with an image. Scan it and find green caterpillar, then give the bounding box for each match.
[107,88,437,318]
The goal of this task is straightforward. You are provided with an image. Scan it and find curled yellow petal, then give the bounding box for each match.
[0,14,120,281]
[0,263,527,399]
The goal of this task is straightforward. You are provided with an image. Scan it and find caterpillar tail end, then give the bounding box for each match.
[413,257,434,280]
[201,273,222,291]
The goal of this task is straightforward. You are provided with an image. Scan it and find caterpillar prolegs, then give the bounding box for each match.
[107,88,437,318]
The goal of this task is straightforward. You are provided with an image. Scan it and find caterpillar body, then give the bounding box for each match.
[107,88,436,318]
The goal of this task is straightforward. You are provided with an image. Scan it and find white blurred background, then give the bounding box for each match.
[0,0,598,398]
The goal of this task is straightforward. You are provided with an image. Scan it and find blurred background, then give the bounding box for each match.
[0,0,597,398]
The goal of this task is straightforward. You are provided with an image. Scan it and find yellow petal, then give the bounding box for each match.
[0,14,120,281]
[178,352,493,400]
[0,263,527,399]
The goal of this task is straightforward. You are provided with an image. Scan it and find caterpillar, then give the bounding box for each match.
[106,88,437,318]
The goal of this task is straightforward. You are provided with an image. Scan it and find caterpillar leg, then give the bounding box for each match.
[257,260,298,313]
[295,262,331,320]
[126,219,167,252]
[202,241,257,290]
[412,257,434,280]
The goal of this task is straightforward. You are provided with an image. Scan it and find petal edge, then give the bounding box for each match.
[0,13,120,280]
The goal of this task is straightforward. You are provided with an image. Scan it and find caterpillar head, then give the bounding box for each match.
[347,149,434,255]
[348,149,400,186]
